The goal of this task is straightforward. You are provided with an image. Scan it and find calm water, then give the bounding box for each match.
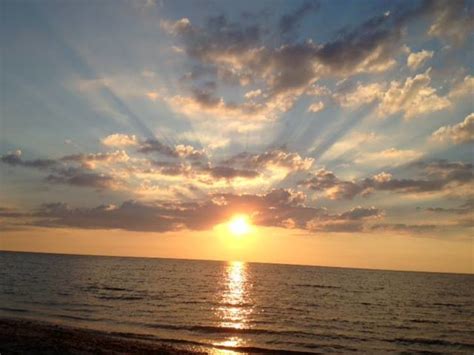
[1,251,473,353]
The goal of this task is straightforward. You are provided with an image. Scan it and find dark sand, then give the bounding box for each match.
[0,318,206,354]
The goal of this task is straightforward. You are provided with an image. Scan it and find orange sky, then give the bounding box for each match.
[1,225,472,274]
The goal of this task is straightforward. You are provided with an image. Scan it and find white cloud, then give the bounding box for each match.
[432,113,474,144]
[335,82,385,109]
[307,101,325,113]
[377,68,450,119]
[244,89,262,99]
[448,75,474,100]
[407,49,433,71]
[102,134,139,147]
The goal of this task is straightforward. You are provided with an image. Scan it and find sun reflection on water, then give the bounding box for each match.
[214,261,252,349]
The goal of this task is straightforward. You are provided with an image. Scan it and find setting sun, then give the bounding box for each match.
[228,215,251,236]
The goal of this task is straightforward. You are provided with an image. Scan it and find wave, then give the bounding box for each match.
[145,322,315,337]
[102,286,130,292]
[144,322,375,344]
[96,295,144,301]
[432,302,463,308]
[55,314,105,322]
[83,285,132,292]
[409,319,441,324]
[110,331,322,354]
[394,337,474,348]
[295,284,340,289]
[0,307,28,313]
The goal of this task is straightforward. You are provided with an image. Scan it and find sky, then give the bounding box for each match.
[0,0,473,273]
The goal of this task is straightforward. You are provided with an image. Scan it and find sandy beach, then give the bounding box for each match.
[0,317,206,354]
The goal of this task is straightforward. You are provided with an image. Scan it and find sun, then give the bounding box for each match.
[228,215,251,236]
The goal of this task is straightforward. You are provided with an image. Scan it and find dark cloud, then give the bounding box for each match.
[137,139,206,160]
[137,139,181,156]
[279,1,320,35]
[141,149,313,183]
[0,207,26,218]
[1,150,121,190]
[46,167,117,190]
[425,200,474,215]
[306,206,382,232]
[34,201,189,232]
[337,206,381,220]
[1,151,57,170]
[204,166,260,180]
[300,160,473,200]
[410,160,473,182]
[143,160,260,182]
[299,169,368,199]
[371,223,437,233]
[426,0,474,45]
[223,149,313,172]
[163,14,262,63]
[149,161,191,176]
[30,190,306,232]
[17,189,381,233]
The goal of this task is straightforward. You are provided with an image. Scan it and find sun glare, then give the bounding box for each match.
[228,215,251,236]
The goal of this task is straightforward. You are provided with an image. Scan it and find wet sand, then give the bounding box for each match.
[0,317,206,354]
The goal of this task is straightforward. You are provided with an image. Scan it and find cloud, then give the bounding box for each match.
[61,151,130,169]
[134,159,262,186]
[137,139,206,160]
[46,168,119,190]
[425,200,474,215]
[306,206,382,232]
[223,149,313,173]
[278,1,320,36]
[1,150,57,169]
[448,75,474,100]
[300,169,368,200]
[377,68,450,119]
[431,113,474,144]
[204,166,260,180]
[337,206,382,220]
[407,49,433,70]
[0,206,27,218]
[161,15,261,64]
[244,89,262,99]
[159,2,450,125]
[177,131,230,150]
[307,101,325,113]
[101,134,139,147]
[335,67,462,119]
[23,189,384,233]
[334,82,385,109]
[1,149,124,191]
[27,189,309,232]
[427,0,474,45]
[300,160,473,200]
[307,220,367,232]
[371,223,437,233]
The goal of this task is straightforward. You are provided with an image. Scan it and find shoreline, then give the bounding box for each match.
[0,317,207,354]
[0,317,313,354]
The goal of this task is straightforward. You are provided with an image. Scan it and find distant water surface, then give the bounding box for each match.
[1,251,473,353]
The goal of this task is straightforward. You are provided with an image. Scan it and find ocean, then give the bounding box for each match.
[1,251,473,353]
